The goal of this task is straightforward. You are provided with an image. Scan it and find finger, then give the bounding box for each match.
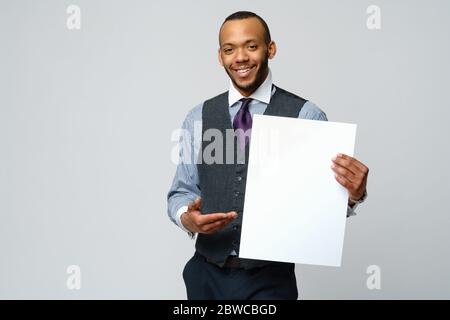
[334,153,369,175]
[332,154,359,176]
[205,224,228,234]
[331,162,356,182]
[332,155,364,177]
[204,215,237,233]
[197,212,236,226]
[201,211,237,226]
[225,210,238,219]
[334,173,354,190]
[202,219,230,233]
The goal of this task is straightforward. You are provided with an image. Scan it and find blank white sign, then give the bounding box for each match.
[239,115,357,267]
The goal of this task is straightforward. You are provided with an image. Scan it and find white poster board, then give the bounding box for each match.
[239,115,357,267]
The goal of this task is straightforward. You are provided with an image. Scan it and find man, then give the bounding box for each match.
[167,11,369,300]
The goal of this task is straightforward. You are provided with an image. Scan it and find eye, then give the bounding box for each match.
[248,45,257,50]
[224,48,233,54]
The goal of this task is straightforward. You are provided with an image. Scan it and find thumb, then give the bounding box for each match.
[188,197,202,212]
[193,197,202,209]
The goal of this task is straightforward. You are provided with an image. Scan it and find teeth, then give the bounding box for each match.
[236,67,251,73]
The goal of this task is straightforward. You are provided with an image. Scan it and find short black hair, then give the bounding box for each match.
[220,11,271,45]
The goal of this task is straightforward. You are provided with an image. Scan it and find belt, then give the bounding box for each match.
[197,252,244,269]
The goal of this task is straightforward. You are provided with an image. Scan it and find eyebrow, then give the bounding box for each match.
[221,39,259,47]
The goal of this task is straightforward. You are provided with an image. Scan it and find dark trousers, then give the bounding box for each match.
[182,251,298,300]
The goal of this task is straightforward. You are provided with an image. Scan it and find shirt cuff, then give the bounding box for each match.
[347,204,357,217]
[175,205,196,239]
[347,190,368,217]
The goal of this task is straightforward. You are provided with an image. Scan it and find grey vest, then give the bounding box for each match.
[196,85,307,269]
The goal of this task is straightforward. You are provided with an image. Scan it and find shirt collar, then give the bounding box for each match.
[228,68,273,107]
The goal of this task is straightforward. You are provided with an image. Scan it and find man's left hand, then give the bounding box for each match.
[331,153,369,202]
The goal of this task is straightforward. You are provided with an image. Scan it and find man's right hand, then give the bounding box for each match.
[181,197,237,234]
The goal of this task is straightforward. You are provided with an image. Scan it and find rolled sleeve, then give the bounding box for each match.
[167,106,202,236]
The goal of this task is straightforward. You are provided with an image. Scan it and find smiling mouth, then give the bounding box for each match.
[232,65,256,79]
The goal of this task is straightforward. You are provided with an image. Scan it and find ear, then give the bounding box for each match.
[267,41,277,60]
[218,47,224,66]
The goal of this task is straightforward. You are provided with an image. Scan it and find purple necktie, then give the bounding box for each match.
[233,98,253,149]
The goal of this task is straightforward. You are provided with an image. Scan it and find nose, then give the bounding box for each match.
[235,48,249,63]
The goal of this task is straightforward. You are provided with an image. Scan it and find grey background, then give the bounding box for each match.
[1,0,449,299]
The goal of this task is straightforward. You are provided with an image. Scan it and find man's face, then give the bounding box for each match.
[218,17,276,97]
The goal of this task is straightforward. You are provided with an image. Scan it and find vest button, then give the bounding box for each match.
[236,176,242,181]
[234,191,240,197]
[232,224,239,230]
